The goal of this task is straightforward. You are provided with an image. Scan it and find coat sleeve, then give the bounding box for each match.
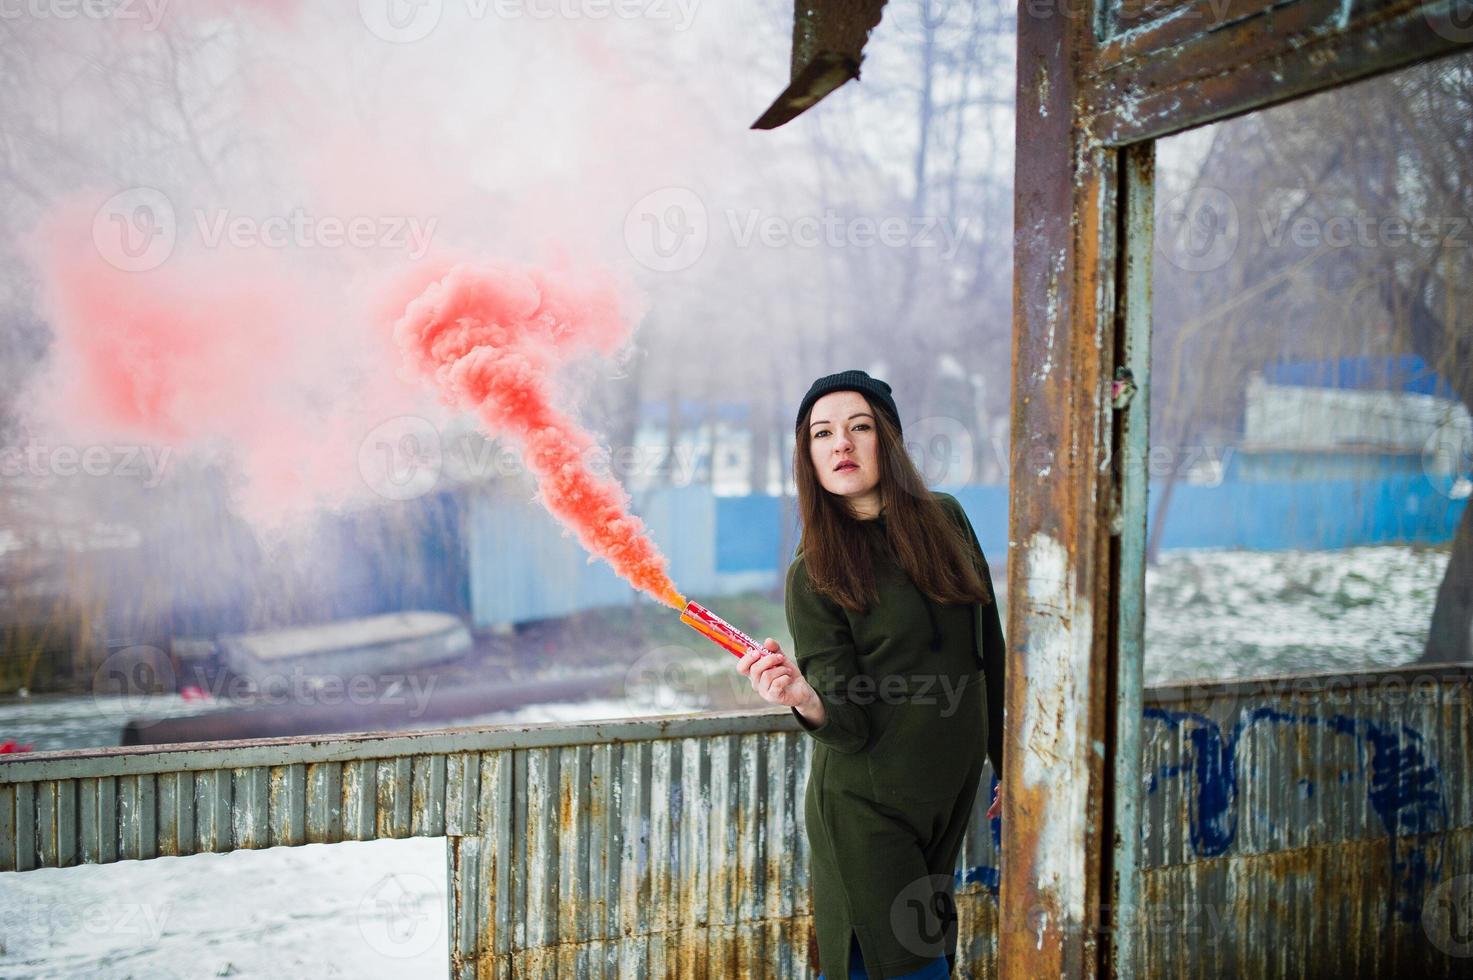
[784,558,870,754]
[940,494,1007,777]
[976,548,1007,778]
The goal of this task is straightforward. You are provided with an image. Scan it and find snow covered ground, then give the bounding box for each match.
[0,836,450,979]
[0,697,695,980]
[1143,543,1449,681]
[0,544,1451,978]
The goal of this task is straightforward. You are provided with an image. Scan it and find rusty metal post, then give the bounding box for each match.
[1003,1,1124,977]
[1002,0,1471,974]
[1108,143,1155,979]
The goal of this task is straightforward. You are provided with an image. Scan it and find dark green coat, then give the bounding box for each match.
[784,491,1005,978]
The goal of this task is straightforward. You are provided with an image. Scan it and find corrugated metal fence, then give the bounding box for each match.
[1,663,1469,977]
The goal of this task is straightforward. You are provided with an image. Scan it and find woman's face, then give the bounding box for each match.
[807,390,882,512]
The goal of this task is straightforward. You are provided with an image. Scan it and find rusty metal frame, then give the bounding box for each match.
[1003,0,1472,976]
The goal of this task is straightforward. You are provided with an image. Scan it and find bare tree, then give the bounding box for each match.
[1153,52,1473,662]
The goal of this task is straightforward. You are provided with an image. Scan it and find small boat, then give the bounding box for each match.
[120,671,629,745]
[216,611,472,688]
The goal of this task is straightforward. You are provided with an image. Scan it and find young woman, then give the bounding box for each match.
[738,370,1006,979]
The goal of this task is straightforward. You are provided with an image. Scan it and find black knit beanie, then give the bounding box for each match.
[795,369,902,436]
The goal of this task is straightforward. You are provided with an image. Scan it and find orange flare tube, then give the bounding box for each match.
[680,599,764,658]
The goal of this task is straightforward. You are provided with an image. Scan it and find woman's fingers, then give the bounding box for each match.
[750,654,788,692]
[738,642,805,707]
[736,647,765,677]
[751,655,800,704]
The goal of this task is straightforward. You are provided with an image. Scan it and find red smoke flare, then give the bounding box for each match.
[391,261,685,610]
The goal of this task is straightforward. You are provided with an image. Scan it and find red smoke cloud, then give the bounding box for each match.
[28,195,432,523]
[390,260,686,610]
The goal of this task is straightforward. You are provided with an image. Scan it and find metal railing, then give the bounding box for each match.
[2,663,1469,977]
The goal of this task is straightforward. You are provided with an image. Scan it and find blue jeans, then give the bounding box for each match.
[818,933,951,979]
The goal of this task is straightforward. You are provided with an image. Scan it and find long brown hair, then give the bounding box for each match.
[793,395,994,614]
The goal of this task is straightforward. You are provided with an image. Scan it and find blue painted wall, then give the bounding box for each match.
[463,478,1464,627]
[1263,354,1456,399]
[1148,475,1463,550]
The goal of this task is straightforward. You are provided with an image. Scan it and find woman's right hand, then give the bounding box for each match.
[737,639,816,710]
